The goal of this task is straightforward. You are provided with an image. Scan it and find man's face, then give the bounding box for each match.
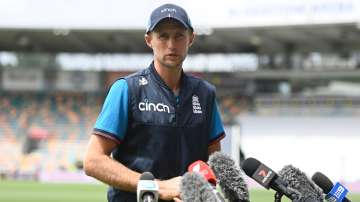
[145,19,195,69]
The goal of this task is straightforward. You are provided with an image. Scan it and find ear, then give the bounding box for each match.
[188,32,195,47]
[144,33,152,48]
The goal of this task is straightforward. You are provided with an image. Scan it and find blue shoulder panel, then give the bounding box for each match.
[209,99,225,142]
[94,79,128,141]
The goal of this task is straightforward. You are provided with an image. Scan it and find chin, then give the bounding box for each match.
[163,61,182,69]
[165,64,181,69]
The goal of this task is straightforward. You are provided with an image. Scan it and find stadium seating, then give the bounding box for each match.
[0,91,250,178]
[0,92,102,178]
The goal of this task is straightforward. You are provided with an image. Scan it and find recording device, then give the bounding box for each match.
[187,160,225,202]
[241,157,301,201]
[278,165,324,202]
[208,152,250,202]
[181,172,219,202]
[137,172,159,202]
[312,172,351,202]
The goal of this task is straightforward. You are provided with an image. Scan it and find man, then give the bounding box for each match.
[83,3,225,202]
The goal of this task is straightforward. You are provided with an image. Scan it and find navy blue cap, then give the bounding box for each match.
[146,3,193,33]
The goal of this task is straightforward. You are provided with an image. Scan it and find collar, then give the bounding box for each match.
[148,61,188,92]
[148,61,198,105]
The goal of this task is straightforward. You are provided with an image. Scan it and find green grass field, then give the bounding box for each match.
[1,180,359,202]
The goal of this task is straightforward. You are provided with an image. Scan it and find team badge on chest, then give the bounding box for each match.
[192,95,202,114]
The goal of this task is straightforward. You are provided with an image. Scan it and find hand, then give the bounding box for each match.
[173,197,183,202]
[157,176,182,201]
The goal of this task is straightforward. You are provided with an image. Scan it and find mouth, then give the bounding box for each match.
[166,53,179,57]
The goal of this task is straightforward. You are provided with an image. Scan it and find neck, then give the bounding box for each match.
[154,60,182,91]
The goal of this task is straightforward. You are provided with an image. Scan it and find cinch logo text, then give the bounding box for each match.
[138,102,170,113]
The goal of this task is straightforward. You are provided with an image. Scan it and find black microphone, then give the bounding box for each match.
[137,172,159,202]
[312,172,351,202]
[278,165,324,202]
[181,172,219,202]
[241,157,301,201]
[208,151,250,202]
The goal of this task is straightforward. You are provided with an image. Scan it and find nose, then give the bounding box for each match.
[167,37,176,50]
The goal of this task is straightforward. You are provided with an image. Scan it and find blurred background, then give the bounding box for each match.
[0,0,360,201]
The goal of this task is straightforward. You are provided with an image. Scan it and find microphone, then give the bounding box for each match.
[278,165,324,202]
[188,160,217,186]
[241,157,301,201]
[187,160,226,202]
[312,172,351,202]
[137,172,159,202]
[181,172,219,202]
[208,152,250,202]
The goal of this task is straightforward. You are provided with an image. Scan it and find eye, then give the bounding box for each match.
[158,33,169,40]
[175,33,185,40]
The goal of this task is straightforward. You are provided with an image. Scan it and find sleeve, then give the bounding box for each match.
[209,98,226,145]
[93,79,128,144]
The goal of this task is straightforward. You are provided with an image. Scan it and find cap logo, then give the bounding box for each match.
[161,8,176,13]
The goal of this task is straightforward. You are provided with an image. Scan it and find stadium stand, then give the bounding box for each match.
[1,0,360,190]
[0,91,102,179]
[0,88,252,178]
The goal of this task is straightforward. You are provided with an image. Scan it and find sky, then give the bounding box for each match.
[0,0,359,29]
